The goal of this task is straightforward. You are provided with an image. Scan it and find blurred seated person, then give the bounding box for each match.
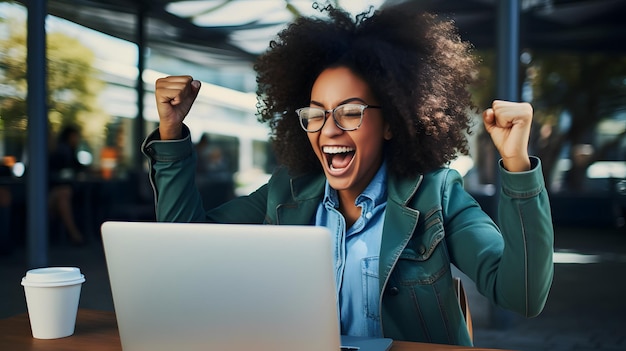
[194,134,234,210]
[48,125,87,245]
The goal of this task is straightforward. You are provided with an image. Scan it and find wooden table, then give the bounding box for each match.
[0,309,504,350]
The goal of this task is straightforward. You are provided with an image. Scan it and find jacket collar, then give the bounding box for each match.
[289,171,327,202]
[274,171,326,225]
[378,173,424,294]
[387,172,424,206]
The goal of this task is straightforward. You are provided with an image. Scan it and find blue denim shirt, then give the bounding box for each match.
[315,163,388,337]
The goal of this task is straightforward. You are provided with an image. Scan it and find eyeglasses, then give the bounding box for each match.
[296,104,382,133]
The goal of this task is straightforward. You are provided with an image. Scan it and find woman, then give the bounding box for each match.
[142,3,553,346]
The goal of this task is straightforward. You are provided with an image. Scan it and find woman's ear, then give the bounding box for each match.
[384,122,393,140]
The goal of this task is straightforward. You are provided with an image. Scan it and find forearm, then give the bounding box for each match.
[495,157,554,317]
[142,126,206,222]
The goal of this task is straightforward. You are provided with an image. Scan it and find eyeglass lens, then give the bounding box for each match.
[298,104,365,132]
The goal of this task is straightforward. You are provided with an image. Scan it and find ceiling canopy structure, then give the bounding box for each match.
[16,0,626,67]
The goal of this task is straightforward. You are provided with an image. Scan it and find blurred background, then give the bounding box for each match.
[2,0,624,235]
[2,0,626,228]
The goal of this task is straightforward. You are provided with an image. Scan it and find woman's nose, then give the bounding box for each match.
[320,112,343,136]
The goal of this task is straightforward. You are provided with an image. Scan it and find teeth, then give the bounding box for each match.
[323,146,355,154]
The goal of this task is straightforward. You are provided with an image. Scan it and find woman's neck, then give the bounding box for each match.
[337,190,361,228]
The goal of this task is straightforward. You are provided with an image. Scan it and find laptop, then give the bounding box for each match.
[101,221,392,351]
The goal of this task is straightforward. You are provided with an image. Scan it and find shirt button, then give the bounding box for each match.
[388,287,400,296]
[365,212,373,219]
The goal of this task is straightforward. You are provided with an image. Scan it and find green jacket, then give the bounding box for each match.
[142,127,554,346]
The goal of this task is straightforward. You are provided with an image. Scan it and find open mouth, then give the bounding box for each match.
[323,146,355,172]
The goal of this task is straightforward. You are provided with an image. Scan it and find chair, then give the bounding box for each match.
[454,277,473,342]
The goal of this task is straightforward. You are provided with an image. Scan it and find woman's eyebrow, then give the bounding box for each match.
[309,97,367,108]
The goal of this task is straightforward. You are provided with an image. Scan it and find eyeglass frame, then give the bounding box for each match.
[295,103,382,133]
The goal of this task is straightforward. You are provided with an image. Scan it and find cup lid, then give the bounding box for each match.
[21,267,85,287]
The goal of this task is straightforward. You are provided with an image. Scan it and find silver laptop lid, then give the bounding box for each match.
[101,221,340,351]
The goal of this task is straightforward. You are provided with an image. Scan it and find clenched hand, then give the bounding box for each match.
[483,100,533,172]
[155,75,201,140]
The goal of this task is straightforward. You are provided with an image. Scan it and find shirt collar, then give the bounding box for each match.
[322,161,388,209]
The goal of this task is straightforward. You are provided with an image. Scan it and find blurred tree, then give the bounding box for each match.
[469,50,626,193]
[0,9,109,160]
[527,52,626,192]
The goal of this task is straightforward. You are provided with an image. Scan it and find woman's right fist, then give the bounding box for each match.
[155,75,201,140]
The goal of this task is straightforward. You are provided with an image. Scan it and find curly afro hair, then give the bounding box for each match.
[254,1,477,177]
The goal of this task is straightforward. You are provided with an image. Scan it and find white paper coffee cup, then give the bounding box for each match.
[21,267,86,339]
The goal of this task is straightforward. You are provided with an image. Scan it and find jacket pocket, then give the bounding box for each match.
[394,208,447,284]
